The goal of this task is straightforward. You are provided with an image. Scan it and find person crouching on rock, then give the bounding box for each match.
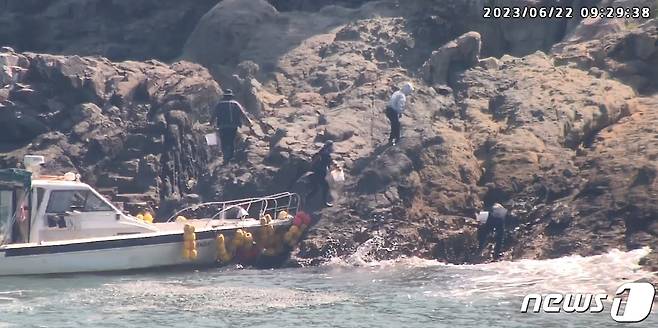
[385,82,414,146]
[477,203,508,260]
[213,89,255,164]
[307,140,337,207]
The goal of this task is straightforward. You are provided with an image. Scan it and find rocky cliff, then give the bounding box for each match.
[1,0,658,270]
[0,0,218,61]
[0,49,220,215]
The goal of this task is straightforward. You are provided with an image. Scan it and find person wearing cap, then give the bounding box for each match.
[306,141,337,207]
[476,202,508,259]
[385,82,414,146]
[213,89,254,164]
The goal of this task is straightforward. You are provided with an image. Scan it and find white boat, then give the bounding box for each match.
[0,156,302,276]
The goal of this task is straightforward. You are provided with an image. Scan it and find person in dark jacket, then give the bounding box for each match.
[306,140,336,207]
[213,89,254,164]
[477,203,507,259]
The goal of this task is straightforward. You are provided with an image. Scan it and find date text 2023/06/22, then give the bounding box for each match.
[483,6,652,19]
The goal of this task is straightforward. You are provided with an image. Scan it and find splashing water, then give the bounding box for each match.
[446,247,654,299]
[326,235,387,266]
[325,244,654,299]
[0,248,656,327]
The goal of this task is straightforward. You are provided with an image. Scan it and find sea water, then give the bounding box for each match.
[0,247,656,327]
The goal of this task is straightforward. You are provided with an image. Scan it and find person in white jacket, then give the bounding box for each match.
[385,82,414,145]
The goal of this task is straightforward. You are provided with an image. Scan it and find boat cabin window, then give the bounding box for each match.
[46,190,114,213]
[36,187,45,211]
[0,190,14,238]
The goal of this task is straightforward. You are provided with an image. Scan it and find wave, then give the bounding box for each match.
[446,247,654,299]
[323,239,655,299]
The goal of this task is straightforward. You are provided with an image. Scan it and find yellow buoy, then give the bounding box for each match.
[220,254,229,262]
[216,234,233,263]
[285,224,304,246]
[277,211,288,220]
[258,224,275,247]
[184,224,195,233]
[184,239,196,249]
[219,252,232,263]
[232,235,243,249]
[136,213,144,220]
[143,212,154,223]
[182,224,197,260]
[243,232,254,248]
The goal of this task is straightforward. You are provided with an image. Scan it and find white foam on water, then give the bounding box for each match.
[72,280,349,314]
[325,242,655,300]
[325,235,389,267]
[444,247,655,299]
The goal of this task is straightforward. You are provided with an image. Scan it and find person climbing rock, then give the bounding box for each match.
[477,203,508,259]
[306,140,337,207]
[385,82,414,146]
[213,89,254,164]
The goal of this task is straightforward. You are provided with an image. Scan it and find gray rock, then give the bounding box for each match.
[478,57,500,70]
[421,31,481,86]
[183,0,279,68]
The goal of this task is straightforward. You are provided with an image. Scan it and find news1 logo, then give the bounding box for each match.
[521,282,656,323]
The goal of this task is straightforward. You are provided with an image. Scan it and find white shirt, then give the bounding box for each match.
[388,90,407,114]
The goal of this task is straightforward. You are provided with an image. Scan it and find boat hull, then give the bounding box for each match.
[0,222,292,276]
[0,235,218,276]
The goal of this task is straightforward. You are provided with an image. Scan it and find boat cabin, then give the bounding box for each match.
[0,162,156,246]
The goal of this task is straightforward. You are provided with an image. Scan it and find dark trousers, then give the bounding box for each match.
[478,216,505,258]
[385,107,401,143]
[219,128,238,163]
[307,172,330,204]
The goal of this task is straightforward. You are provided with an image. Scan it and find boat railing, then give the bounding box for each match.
[166,192,301,226]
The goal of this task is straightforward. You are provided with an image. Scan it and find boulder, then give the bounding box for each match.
[183,0,279,68]
[421,31,481,86]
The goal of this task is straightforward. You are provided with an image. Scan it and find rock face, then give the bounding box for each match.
[182,0,657,268]
[553,19,658,93]
[421,31,481,87]
[0,48,221,215]
[0,0,218,61]
[1,0,658,271]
